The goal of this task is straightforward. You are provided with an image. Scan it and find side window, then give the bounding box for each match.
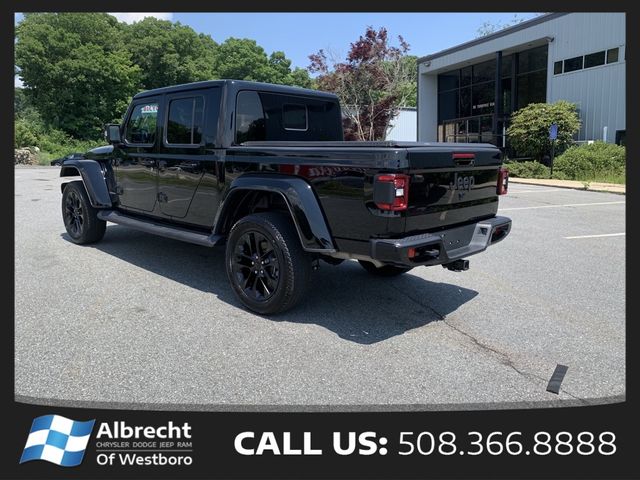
[283,104,308,131]
[125,102,158,144]
[166,97,204,145]
[235,91,265,143]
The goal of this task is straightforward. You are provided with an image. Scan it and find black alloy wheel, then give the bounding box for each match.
[64,189,84,237]
[226,212,311,315]
[231,230,281,302]
[61,180,106,244]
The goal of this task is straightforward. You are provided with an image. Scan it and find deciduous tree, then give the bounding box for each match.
[15,13,140,139]
[309,27,415,140]
[213,38,313,88]
[507,101,581,161]
[124,17,218,90]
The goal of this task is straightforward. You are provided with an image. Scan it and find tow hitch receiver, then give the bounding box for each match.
[443,259,469,272]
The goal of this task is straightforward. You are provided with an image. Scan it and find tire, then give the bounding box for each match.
[358,260,413,277]
[61,181,106,244]
[226,212,312,315]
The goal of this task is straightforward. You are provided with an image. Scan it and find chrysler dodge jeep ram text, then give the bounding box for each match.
[60,80,511,314]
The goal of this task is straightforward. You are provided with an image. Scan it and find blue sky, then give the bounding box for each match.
[15,12,540,86]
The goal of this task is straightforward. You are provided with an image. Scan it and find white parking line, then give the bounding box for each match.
[564,233,625,239]
[500,201,625,211]
[508,189,562,194]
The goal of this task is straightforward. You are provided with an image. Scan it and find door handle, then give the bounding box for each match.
[452,153,475,167]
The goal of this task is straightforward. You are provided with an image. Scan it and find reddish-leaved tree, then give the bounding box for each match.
[308,27,413,141]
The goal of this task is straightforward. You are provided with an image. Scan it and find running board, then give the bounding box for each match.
[97,210,221,247]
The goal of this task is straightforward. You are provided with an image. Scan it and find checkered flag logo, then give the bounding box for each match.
[20,415,95,467]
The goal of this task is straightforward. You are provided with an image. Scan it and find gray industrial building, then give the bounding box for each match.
[417,12,626,151]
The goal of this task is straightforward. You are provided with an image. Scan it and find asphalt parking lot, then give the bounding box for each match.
[15,167,625,410]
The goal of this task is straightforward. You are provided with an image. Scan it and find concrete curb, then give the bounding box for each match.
[510,178,625,195]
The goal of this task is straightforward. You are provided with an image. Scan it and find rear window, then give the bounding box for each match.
[235,90,342,143]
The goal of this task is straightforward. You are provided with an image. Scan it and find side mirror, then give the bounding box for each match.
[105,124,122,144]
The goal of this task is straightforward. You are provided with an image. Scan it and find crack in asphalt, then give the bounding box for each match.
[390,283,589,404]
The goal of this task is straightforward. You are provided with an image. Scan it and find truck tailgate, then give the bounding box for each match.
[404,144,502,235]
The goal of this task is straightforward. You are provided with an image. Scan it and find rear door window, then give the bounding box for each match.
[166,96,205,145]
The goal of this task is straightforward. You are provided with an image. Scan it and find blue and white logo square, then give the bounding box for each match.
[20,415,95,467]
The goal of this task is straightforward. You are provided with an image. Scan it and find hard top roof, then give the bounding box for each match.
[133,79,339,101]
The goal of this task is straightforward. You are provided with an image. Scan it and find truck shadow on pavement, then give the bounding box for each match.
[68,225,478,345]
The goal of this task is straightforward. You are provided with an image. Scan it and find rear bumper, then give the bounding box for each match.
[370,216,511,268]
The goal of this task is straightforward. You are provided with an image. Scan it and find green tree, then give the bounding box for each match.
[309,27,415,140]
[123,17,218,90]
[268,51,292,84]
[289,68,315,89]
[15,12,313,144]
[213,38,276,82]
[15,13,140,139]
[397,55,417,107]
[14,87,33,119]
[507,101,581,161]
[212,38,312,87]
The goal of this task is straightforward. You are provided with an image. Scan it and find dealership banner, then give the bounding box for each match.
[2,401,635,479]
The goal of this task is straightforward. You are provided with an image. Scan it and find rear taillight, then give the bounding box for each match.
[497,167,509,195]
[374,174,410,211]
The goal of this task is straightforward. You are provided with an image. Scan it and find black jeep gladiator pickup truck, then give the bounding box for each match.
[60,80,511,314]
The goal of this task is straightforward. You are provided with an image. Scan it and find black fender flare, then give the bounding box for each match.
[60,160,112,208]
[214,174,336,253]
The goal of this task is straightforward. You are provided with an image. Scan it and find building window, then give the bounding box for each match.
[501,78,512,113]
[471,82,495,116]
[563,56,583,73]
[438,71,459,92]
[460,87,471,117]
[438,90,459,122]
[584,51,606,68]
[554,61,563,75]
[460,66,472,86]
[436,45,547,146]
[517,70,546,110]
[517,45,547,73]
[555,47,623,75]
[480,116,494,143]
[500,55,513,78]
[472,59,495,84]
[467,117,480,143]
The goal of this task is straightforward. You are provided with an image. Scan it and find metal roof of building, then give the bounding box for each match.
[417,13,569,63]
